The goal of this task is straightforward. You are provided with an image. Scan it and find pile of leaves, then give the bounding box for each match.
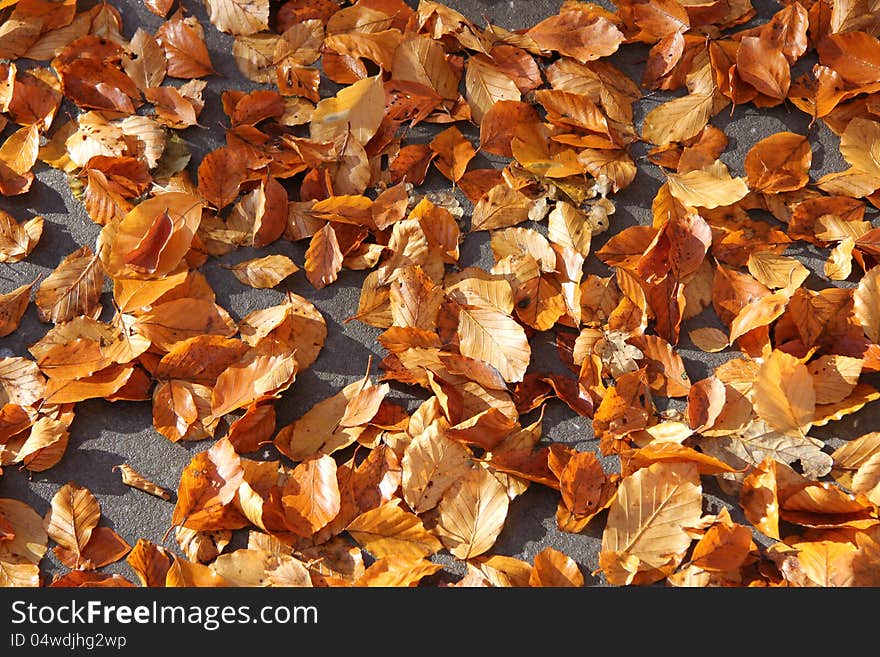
[1,0,880,588]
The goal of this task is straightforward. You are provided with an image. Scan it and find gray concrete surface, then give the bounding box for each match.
[0,0,877,586]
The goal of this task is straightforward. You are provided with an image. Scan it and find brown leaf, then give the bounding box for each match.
[736,36,790,100]
[156,13,215,78]
[113,464,171,501]
[430,125,476,183]
[0,279,35,338]
[34,245,103,324]
[304,223,343,290]
[818,31,880,86]
[527,11,624,63]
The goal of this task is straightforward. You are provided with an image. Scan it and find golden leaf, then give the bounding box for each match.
[281,454,341,538]
[310,74,384,146]
[854,265,880,343]
[0,498,47,566]
[435,465,509,560]
[466,56,520,124]
[44,482,102,560]
[204,0,268,36]
[747,251,809,291]
[347,499,442,560]
[600,462,702,585]
[402,422,472,514]
[666,161,749,209]
[751,349,815,438]
[225,254,299,289]
[34,245,104,324]
[456,304,530,383]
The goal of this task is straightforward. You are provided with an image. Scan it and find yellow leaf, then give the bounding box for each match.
[435,466,509,560]
[751,349,815,438]
[354,555,443,587]
[808,355,863,405]
[747,251,809,291]
[456,304,530,383]
[0,498,47,566]
[401,422,472,514]
[852,452,880,505]
[666,160,749,209]
[831,432,880,489]
[839,117,880,178]
[600,462,702,584]
[310,74,384,146]
[825,237,855,281]
[204,0,268,36]
[641,91,714,146]
[347,500,442,560]
[792,540,858,587]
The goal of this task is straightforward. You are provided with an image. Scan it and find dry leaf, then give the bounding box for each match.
[435,465,509,560]
[225,255,299,289]
[529,547,584,587]
[751,349,815,439]
[346,499,442,560]
[113,464,171,501]
[599,462,702,585]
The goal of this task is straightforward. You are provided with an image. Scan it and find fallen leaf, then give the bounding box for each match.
[529,547,584,587]
[113,464,171,501]
[600,462,702,585]
[435,465,509,560]
[225,255,299,289]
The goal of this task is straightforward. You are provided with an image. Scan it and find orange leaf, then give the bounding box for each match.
[529,547,584,587]
[744,132,812,193]
[172,438,245,531]
[430,125,476,183]
[156,13,215,78]
[304,223,343,290]
[281,454,341,538]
